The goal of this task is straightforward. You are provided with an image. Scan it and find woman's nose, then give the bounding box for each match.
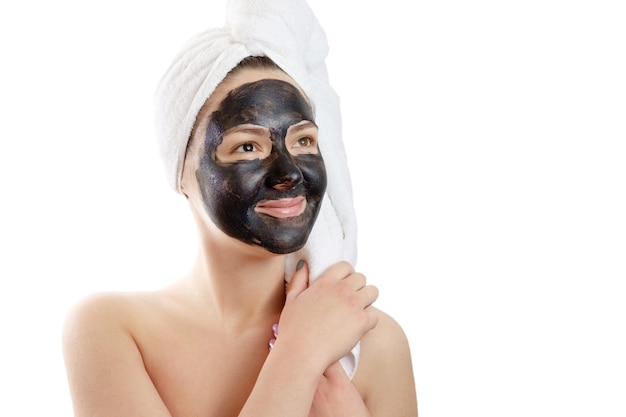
[265,150,303,190]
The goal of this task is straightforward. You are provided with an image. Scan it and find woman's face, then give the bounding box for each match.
[189,69,327,254]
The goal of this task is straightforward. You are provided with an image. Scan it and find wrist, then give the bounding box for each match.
[269,335,329,377]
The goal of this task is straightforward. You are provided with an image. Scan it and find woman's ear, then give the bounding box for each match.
[179,158,193,200]
[180,182,190,199]
[180,140,199,200]
[182,100,211,200]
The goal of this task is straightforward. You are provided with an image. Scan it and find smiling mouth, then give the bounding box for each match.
[254,196,307,218]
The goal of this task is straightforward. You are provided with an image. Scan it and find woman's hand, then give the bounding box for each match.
[276,260,379,374]
[309,361,371,417]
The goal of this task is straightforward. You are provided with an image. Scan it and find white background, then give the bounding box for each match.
[1,1,625,416]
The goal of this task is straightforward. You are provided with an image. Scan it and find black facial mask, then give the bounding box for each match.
[196,78,327,254]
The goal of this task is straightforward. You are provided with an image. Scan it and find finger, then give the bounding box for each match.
[361,284,379,308]
[343,272,367,292]
[286,260,309,301]
[318,260,355,281]
[344,277,378,309]
[365,306,380,331]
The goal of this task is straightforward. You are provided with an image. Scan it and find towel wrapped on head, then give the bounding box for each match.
[154,0,360,378]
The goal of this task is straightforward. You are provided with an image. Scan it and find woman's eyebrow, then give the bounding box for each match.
[223,124,270,136]
[288,120,318,134]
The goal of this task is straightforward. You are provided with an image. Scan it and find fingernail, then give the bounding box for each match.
[269,338,276,350]
[272,323,279,337]
[296,259,305,271]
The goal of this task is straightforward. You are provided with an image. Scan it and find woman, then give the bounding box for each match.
[63,2,418,416]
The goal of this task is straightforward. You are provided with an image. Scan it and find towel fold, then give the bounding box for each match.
[154,0,359,379]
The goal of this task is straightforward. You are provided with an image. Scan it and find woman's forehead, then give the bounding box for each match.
[194,69,308,132]
[210,68,301,112]
[189,68,308,155]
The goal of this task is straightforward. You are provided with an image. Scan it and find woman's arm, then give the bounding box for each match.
[302,307,418,417]
[238,261,379,417]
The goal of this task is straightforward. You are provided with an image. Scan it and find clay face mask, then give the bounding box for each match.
[196,78,327,254]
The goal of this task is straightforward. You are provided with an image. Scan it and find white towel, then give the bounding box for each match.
[154,0,359,379]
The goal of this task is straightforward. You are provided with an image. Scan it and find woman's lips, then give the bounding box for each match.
[255,196,307,218]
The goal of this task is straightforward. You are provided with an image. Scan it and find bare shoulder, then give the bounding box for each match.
[62,289,176,378]
[62,291,172,417]
[63,292,129,360]
[63,290,163,333]
[64,291,133,329]
[357,306,414,369]
[367,307,413,356]
[63,290,161,349]
[355,306,418,417]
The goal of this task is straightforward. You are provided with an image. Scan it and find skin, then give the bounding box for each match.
[62,67,418,417]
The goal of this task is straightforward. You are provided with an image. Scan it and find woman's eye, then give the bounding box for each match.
[295,137,313,147]
[235,143,256,152]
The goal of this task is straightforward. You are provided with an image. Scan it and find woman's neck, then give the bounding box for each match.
[180,235,287,331]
